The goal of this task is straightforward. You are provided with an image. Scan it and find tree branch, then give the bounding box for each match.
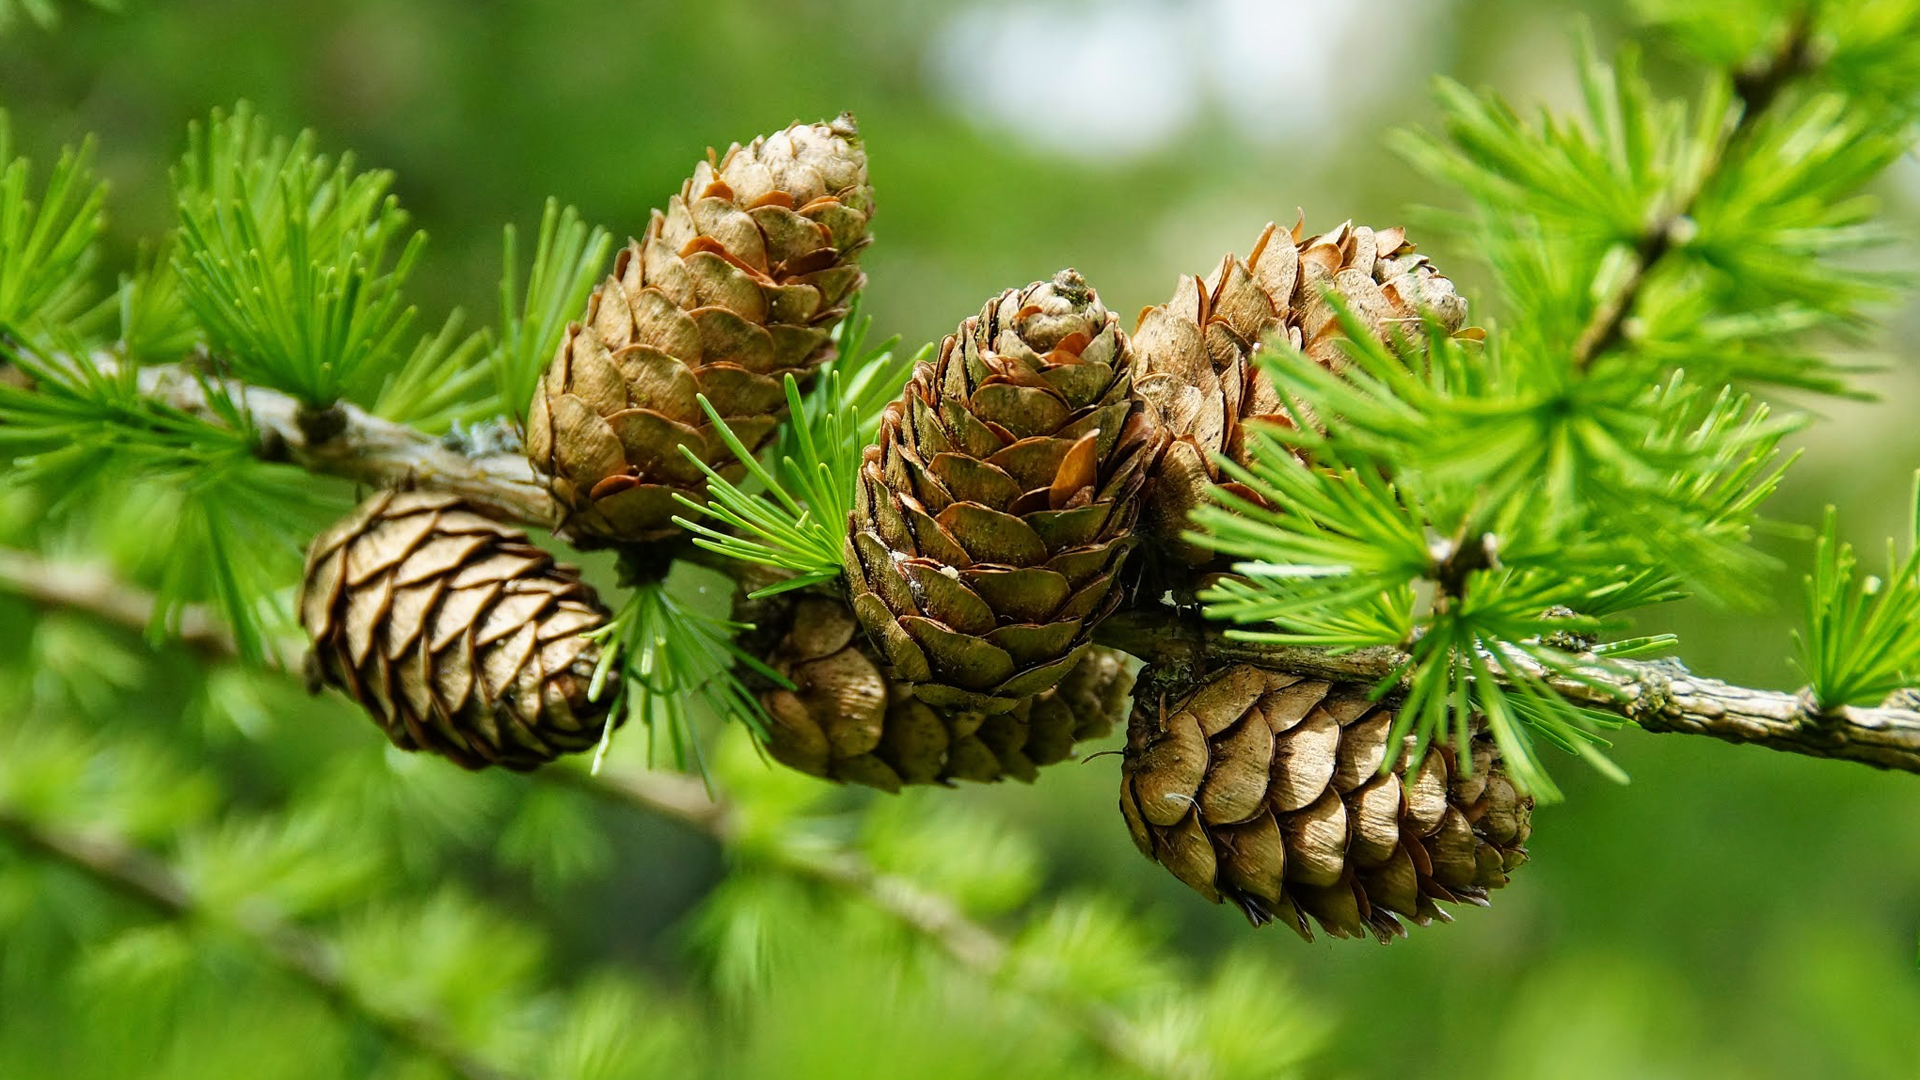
[1095,609,1920,775]
[1571,10,1818,367]
[0,547,251,660]
[0,808,522,1080]
[8,530,1920,777]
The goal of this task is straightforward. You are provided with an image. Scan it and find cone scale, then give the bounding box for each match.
[744,590,1134,791]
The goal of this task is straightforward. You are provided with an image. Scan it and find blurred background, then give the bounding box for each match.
[3,0,1919,1077]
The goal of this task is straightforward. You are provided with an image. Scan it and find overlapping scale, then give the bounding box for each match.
[743,591,1134,790]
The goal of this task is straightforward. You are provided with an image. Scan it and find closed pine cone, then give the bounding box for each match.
[844,269,1161,714]
[1120,663,1531,942]
[299,491,615,771]
[527,115,873,544]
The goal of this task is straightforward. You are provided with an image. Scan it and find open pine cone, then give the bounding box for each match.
[844,269,1161,714]
[299,491,616,771]
[1120,664,1531,942]
[527,115,873,544]
[1135,218,1467,562]
[742,590,1133,790]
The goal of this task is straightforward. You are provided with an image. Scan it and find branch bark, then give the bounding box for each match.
[131,361,559,533]
[0,809,521,1080]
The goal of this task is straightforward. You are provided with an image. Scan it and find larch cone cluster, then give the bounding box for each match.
[291,107,1521,942]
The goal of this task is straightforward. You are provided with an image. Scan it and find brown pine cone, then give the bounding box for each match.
[298,491,616,771]
[526,115,873,544]
[746,591,1134,791]
[844,269,1161,714]
[1120,663,1531,942]
[1135,218,1467,562]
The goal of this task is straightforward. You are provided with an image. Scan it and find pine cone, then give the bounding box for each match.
[744,591,1133,791]
[1135,218,1466,562]
[844,270,1160,713]
[299,491,616,771]
[526,115,874,544]
[1120,664,1531,942]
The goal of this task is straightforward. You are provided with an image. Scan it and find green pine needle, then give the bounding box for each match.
[114,240,202,364]
[0,335,335,660]
[367,309,491,432]
[491,199,612,422]
[672,300,920,594]
[170,103,426,409]
[0,109,107,342]
[585,576,786,773]
[1794,476,1920,712]
[1397,19,1909,397]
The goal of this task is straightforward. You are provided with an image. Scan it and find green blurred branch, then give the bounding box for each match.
[1572,9,1816,366]
[0,547,1175,1079]
[554,767,1011,969]
[557,765,1166,1076]
[0,808,523,1080]
[0,547,249,660]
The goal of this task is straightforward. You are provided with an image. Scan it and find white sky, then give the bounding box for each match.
[930,0,1449,158]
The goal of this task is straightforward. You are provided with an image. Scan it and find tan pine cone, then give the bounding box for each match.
[844,269,1162,714]
[1120,664,1531,942]
[526,115,874,544]
[299,491,616,771]
[1135,218,1468,562]
[746,591,1133,791]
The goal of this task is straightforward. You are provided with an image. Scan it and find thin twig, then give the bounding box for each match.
[1095,608,1920,775]
[1571,11,1819,367]
[0,550,1167,1078]
[0,809,521,1080]
[127,358,559,533]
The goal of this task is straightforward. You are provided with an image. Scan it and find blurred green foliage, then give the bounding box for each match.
[3,1,1920,1078]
